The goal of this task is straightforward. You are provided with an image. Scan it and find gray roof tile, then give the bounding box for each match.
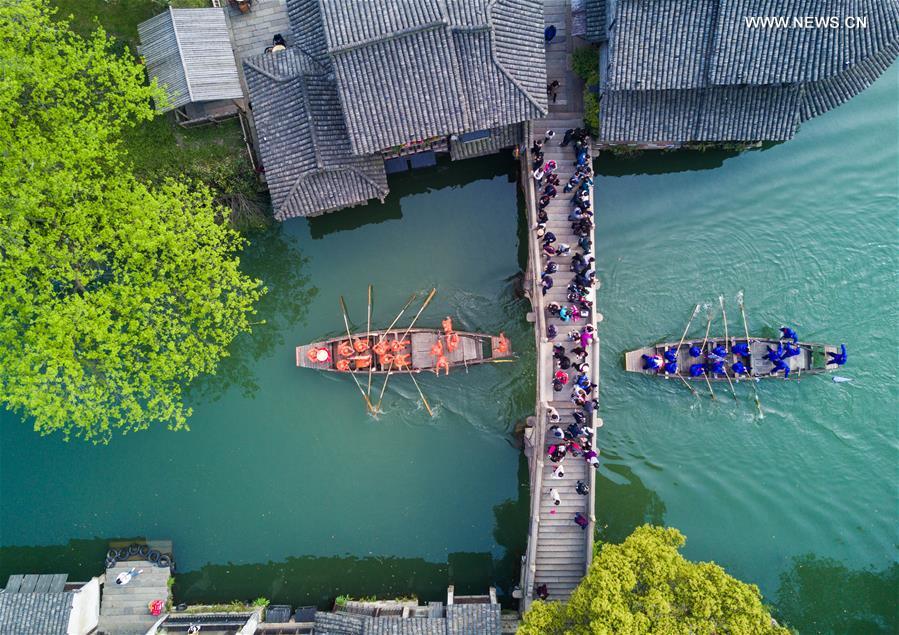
[317,0,547,154]
[137,8,243,111]
[244,49,389,219]
[599,0,899,142]
[446,604,500,635]
[0,592,75,634]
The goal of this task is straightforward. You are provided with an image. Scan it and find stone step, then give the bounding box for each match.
[97,615,160,635]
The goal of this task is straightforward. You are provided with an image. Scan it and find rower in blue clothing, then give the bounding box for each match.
[711,344,727,358]
[771,358,791,378]
[827,344,847,366]
[732,342,750,356]
[689,363,705,377]
[642,354,662,370]
[664,349,678,363]
[710,361,726,375]
[664,361,678,374]
[732,361,748,375]
[689,345,702,357]
[780,326,798,343]
[763,343,784,362]
[782,343,801,359]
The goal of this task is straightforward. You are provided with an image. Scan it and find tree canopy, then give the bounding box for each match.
[0,1,263,441]
[519,525,791,635]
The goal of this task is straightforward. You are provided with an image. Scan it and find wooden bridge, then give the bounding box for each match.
[518,0,601,612]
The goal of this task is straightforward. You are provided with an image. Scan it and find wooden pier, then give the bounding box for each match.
[518,0,600,611]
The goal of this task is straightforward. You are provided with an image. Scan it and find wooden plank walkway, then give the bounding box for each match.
[519,0,600,611]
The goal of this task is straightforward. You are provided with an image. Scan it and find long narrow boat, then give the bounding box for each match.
[296,328,512,374]
[624,337,842,380]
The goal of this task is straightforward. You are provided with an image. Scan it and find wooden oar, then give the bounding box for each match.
[718,295,738,401]
[338,296,376,413]
[376,293,418,344]
[676,304,701,354]
[736,290,763,417]
[669,304,700,395]
[408,370,434,417]
[365,285,374,398]
[677,372,699,397]
[375,288,437,413]
[700,307,716,400]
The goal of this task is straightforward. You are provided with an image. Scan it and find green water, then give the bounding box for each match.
[594,64,898,633]
[2,63,897,633]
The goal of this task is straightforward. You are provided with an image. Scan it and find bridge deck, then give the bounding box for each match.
[520,0,600,610]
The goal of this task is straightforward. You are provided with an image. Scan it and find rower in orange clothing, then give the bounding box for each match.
[373,340,389,356]
[442,316,453,335]
[446,331,460,352]
[335,358,351,371]
[337,340,354,357]
[496,332,509,354]
[394,352,411,368]
[353,337,369,353]
[354,353,371,370]
[430,339,444,357]
[390,338,409,352]
[435,354,450,376]
[379,352,395,367]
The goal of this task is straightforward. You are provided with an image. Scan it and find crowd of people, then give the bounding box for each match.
[640,325,847,379]
[532,128,600,534]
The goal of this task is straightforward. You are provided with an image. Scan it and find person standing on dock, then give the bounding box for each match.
[549,488,562,506]
[544,129,555,143]
[574,512,589,529]
[547,405,560,423]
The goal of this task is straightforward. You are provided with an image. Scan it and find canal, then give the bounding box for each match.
[2,65,896,633]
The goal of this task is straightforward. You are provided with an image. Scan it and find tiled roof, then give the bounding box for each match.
[710,0,899,85]
[244,49,389,219]
[599,0,899,142]
[312,604,500,635]
[584,0,607,43]
[449,123,522,161]
[446,603,501,635]
[364,616,447,634]
[286,0,329,62]
[601,85,801,142]
[607,0,718,90]
[137,8,243,111]
[315,0,547,155]
[800,38,899,120]
[0,592,74,634]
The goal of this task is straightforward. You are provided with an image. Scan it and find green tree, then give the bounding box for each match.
[519,525,791,635]
[0,1,263,441]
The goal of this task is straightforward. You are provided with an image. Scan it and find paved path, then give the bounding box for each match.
[520,0,600,611]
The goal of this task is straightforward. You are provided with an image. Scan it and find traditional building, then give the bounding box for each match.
[137,8,244,125]
[244,0,547,220]
[0,574,100,634]
[584,0,899,145]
